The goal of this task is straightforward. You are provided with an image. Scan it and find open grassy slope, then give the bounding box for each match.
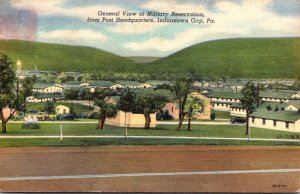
[147,38,300,78]
[0,40,139,73]
[1,38,299,78]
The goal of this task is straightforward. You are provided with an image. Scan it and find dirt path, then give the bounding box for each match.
[0,145,299,192]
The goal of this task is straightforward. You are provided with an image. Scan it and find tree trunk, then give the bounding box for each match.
[245,110,249,135]
[187,114,192,131]
[144,113,151,129]
[97,117,106,129]
[176,113,184,131]
[1,120,7,133]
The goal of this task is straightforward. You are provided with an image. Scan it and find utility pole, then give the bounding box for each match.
[16,81,19,110]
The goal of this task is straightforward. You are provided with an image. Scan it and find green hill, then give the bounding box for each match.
[1,38,299,79]
[146,38,300,79]
[0,40,139,73]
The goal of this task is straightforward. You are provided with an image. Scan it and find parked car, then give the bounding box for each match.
[231,117,246,124]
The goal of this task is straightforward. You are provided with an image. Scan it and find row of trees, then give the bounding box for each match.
[95,89,168,129]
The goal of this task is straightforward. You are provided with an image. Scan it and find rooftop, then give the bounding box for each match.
[251,102,300,122]
[33,82,54,89]
[88,80,114,87]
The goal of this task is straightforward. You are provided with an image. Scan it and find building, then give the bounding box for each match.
[32,82,63,93]
[259,90,299,103]
[105,96,156,128]
[87,80,115,92]
[249,102,300,132]
[26,93,63,103]
[206,90,242,112]
[146,80,171,88]
[1,108,17,121]
[55,105,70,115]
[115,80,151,89]
[164,92,212,120]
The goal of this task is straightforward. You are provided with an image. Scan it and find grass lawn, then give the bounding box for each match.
[1,123,299,147]
[1,123,298,139]
[213,110,231,119]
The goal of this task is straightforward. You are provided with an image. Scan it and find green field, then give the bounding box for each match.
[147,38,300,78]
[1,123,299,146]
[1,38,299,78]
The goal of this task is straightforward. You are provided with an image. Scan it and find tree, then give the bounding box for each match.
[95,100,118,129]
[65,88,80,100]
[185,96,204,131]
[44,101,55,114]
[0,53,16,133]
[0,54,34,133]
[19,77,35,116]
[240,82,258,136]
[134,94,168,129]
[173,77,192,131]
[118,89,136,134]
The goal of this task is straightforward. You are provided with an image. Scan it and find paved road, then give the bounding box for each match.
[0,145,299,192]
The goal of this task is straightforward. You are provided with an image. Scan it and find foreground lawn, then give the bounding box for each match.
[1,123,299,140]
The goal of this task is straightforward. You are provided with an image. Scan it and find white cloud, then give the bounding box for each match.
[11,0,164,34]
[125,0,300,53]
[11,0,124,20]
[38,29,108,46]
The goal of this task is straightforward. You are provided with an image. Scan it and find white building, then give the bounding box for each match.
[32,82,63,93]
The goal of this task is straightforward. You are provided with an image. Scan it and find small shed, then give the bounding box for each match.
[55,105,70,115]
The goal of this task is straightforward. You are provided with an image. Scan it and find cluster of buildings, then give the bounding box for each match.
[19,75,300,132]
[207,89,300,132]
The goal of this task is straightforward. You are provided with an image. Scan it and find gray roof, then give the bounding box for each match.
[259,90,295,99]
[33,82,53,89]
[206,91,242,99]
[88,80,114,87]
[115,80,143,86]
[251,102,300,122]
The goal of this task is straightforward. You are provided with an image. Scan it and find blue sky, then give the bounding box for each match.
[1,0,300,56]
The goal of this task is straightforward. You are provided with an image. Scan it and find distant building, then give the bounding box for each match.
[115,80,151,89]
[32,82,63,93]
[55,105,70,115]
[26,93,63,103]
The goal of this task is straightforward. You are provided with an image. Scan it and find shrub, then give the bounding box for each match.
[274,105,279,112]
[266,105,272,111]
[210,112,216,120]
[22,123,40,129]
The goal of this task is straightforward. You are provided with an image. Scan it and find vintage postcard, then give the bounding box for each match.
[0,0,300,193]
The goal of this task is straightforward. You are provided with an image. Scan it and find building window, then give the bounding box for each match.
[273,120,277,127]
[262,119,266,125]
[252,117,255,123]
[286,122,289,129]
